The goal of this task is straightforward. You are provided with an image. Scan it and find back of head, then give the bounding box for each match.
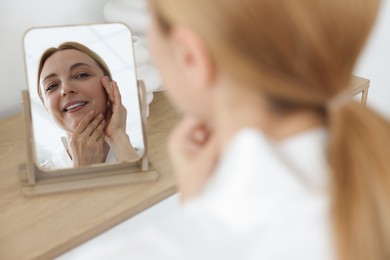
[153,0,379,105]
[151,0,390,259]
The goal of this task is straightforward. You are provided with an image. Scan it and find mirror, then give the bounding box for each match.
[20,23,157,196]
[24,24,144,171]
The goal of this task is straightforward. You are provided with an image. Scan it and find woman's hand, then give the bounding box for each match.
[101,76,138,161]
[67,111,107,167]
[101,76,127,139]
[168,116,219,202]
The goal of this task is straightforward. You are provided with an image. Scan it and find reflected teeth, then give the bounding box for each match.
[65,102,87,111]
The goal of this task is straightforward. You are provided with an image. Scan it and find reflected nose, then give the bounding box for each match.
[60,82,77,96]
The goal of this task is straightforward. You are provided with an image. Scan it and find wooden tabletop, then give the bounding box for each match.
[0,76,370,260]
[0,91,181,260]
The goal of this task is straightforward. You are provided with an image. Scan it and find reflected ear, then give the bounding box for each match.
[170,26,216,90]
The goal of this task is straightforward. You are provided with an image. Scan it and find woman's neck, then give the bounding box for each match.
[210,81,325,153]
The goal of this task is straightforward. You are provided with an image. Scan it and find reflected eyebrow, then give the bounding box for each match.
[69,62,91,71]
[41,63,91,84]
[42,73,58,84]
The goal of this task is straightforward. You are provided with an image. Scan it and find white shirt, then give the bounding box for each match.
[69,128,335,260]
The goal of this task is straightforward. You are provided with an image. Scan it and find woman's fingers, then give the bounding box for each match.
[168,116,218,202]
[91,117,106,141]
[97,127,106,145]
[102,77,128,138]
[101,76,115,104]
[68,111,107,167]
[101,77,124,110]
[84,114,104,136]
[112,81,123,106]
[74,110,95,134]
[79,113,104,137]
[169,116,205,153]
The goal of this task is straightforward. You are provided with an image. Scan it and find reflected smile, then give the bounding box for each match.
[63,101,88,112]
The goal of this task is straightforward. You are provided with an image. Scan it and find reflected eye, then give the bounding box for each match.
[75,72,89,79]
[45,83,59,93]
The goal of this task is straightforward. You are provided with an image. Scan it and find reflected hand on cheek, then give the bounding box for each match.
[67,110,107,167]
[101,76,127,139]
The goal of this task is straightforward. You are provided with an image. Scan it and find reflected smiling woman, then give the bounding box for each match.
[37,42,138,169]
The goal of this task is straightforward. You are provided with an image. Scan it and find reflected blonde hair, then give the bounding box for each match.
[37,41,112,103]
[151,0,390,259]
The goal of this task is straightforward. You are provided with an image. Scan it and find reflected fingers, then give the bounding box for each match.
[74,110,95,134]
[101,76,115,104]
[112,81,123,105]
[92,118,106,143]
[82,114,104,137]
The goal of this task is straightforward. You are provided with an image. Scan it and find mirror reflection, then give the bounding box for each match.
[24,23,144,170]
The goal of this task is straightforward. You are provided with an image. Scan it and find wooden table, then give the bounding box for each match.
[0,76,370,260]
[0,92,181,260]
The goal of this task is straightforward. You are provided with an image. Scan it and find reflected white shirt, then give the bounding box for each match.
[72,128,335,260]
[41,137,116,170]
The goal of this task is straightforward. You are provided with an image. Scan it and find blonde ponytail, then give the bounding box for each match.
[329,101,390,260]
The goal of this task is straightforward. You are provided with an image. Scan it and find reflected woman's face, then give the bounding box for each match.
[40,49,107,133]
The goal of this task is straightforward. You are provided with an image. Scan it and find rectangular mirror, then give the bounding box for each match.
[20,23,157,195]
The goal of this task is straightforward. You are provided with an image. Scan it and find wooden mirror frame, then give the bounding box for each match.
[19,80,158,196]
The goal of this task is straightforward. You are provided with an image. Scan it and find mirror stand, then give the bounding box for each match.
[19,80,159,196]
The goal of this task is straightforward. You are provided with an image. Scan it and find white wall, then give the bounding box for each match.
[354,0,390,118]
[0,0,389,119]
[0,0,109,119]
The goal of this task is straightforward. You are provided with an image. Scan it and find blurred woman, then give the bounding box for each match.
[82,0,389,259]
